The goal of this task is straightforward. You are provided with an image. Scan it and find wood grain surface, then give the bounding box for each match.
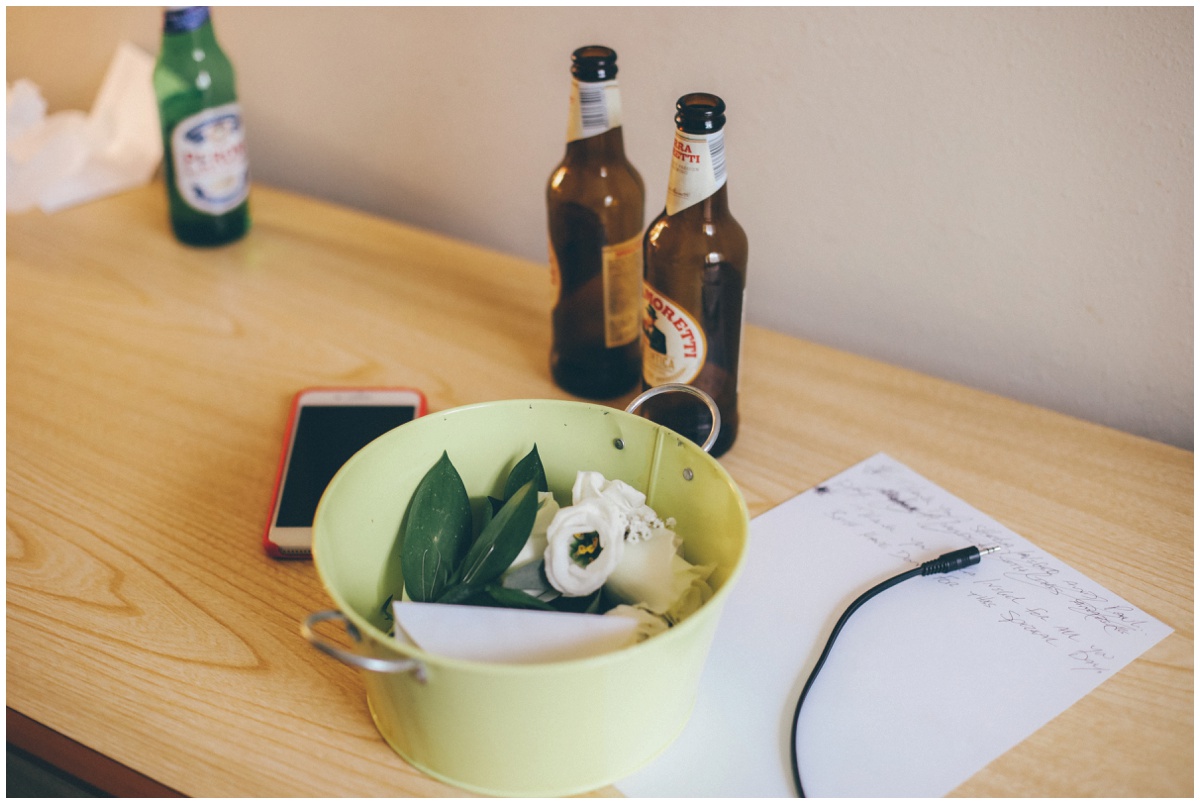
[6,185,1192,796]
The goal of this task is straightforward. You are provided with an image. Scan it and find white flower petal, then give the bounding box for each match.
[664,558,717,624]
[543,496,625,597]
[600,478,646,512]
[571,471,607,505]
[572,471,646,514]
[605,525,680,611]
[606,604,670,642]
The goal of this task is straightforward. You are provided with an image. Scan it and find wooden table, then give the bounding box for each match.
[7,185,1192,797]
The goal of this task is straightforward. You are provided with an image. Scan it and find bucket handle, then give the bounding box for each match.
[625,383,722,454]
[302,610,427,682]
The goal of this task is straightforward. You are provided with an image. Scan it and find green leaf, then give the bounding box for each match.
[400,452,473,602]
[435,582,483,606]
[503,444,548,500]
[483,584,557,611]
[458,480,538,588]
[499,558,556,598]
[551,589,603,614]
[478,497,496,532]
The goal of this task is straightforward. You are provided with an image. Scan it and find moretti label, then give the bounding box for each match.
[641,283,707,385]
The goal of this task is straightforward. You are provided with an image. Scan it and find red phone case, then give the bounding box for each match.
[262,387,427,559]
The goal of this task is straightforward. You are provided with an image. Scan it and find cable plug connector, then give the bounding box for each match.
[919,545,1000,576]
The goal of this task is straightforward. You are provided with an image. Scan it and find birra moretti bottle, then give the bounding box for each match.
[547,46,645,399]
[641,93,748,457]
[153,6,250,246]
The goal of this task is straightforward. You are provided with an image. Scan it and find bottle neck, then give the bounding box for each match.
[565,125,628,161]
[161,11,219,55]
[565,77,624,145]
[700,183,731,219]
[664,183,731,227]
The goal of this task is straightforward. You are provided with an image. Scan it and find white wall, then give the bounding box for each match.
[8,6,1193,449]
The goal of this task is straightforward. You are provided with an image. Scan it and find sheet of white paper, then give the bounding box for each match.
[618,453,1172,797]
[392,601,638,664]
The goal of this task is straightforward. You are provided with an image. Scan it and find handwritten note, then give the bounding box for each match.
[617,453,1172,797]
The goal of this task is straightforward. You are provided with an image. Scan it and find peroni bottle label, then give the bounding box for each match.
[665,129,727,216]
[171,102,250,215]
[642,282,707,385]
[566,78,623,142]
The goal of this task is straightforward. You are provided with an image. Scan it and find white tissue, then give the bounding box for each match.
[392,601,639,664]
[7,41,162,214]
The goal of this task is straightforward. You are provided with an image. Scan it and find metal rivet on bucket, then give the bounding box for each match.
[613,438,625,449]
[624,383,721,454]
[683,468,694,481]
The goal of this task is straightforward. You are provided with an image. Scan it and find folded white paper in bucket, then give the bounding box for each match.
[7,41,162,213]
[393,601,639,664]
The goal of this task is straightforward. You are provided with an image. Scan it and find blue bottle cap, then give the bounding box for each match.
[164,7,210,34]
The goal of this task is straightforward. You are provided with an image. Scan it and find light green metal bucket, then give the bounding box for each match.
[305,389,749,796]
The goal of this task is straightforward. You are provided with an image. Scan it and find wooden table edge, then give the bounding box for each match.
[7,708,184,798]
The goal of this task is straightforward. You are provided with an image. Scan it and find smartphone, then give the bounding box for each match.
[263,387,427,558]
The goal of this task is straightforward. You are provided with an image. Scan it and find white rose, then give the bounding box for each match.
[606,526,716,623]
[543,496,625,597]
[572,471,667,542]
[662,559,716,624]
[572,471,646,512]
[606,604,669,642]
[571,471,607,503]
[604,525,680,611]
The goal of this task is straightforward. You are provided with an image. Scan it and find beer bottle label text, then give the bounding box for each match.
[641,283,708,385]
[171,102,250,216]
[664,129,727,216]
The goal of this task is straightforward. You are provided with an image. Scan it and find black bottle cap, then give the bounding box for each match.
[571,46,618,82]
[675,93,726,134]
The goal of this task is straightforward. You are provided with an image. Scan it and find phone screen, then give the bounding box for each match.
[275,404,417,528]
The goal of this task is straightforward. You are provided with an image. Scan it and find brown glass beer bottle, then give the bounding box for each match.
[640,93,748,457]
[547,46,645,399]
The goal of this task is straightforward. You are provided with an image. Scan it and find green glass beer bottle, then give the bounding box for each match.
[641,93,748,457]
[152,6,250,246]
[546,46,645,399]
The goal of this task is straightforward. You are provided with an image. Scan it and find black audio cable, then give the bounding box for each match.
[789,545,1000,797]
